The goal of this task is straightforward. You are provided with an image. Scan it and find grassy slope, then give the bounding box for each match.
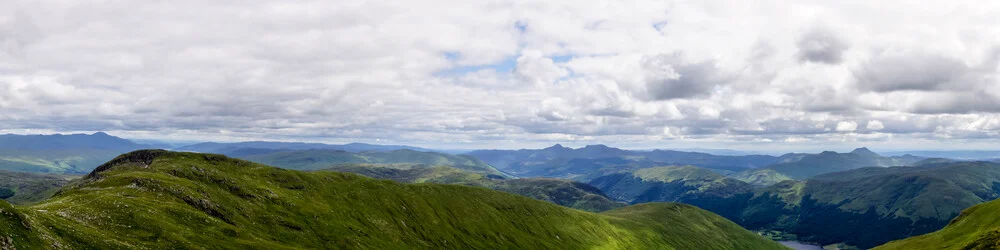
[3,150,785,249]
[323,164,624,212]
[876,199,1000,250]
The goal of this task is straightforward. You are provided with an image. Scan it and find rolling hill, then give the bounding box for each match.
[0,150,786,249]
[325,164,624,212]
[468,144,779,181]
[588,166,756,220]
[735,148,924,183]
[589,166,753,204]
[241,149,508,177]
[176,141,431,155]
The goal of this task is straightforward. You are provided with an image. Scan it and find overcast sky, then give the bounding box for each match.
[1,1,999,151]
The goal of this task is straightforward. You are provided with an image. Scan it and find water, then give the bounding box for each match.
[779,241,823,250]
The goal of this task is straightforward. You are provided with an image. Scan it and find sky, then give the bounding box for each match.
[1,1,1000,152]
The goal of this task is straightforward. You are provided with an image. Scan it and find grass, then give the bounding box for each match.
[2,150,786,249]
[876,198,1000,249]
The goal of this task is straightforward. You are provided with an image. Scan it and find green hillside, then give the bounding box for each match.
[0,150,785,249]
[242,149,507,177]
[875,198,1000,250]
[325,164,625,212]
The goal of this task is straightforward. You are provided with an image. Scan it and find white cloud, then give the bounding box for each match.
[836,121,858,132]
[514,50,568,87]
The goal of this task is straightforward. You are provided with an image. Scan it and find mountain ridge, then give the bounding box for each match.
[469,144,781,181]
[0,150,786,249]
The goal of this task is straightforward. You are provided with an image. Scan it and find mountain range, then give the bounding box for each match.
[738,147,925,182]
[0,133,152,174]
[233,149,511,178]
[176,141,432,154]
[15,133,1000,249]
[0,150,786,249]
[468,144,779,181]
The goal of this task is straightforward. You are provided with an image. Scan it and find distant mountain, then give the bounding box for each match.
[325,164,624,212]
[882,150,1000,160]
[468,144,780,181]
[0,132,151,174]
[176,141,430,154]
[738,147,925,181]
[0,150,786,249]
[0,132,141,151]
[587,162,1000,248]
[241,149,508,177]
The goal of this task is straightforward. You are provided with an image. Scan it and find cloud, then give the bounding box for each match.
[640,53,729,100]
[796,25,850,64]
[853,50,970,92]
[514,50,568,86]
[836,121,858,132]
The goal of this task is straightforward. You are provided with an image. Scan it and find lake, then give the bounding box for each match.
[779,241,823,250]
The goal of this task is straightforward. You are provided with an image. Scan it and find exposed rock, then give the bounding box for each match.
[1,236,15,250]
